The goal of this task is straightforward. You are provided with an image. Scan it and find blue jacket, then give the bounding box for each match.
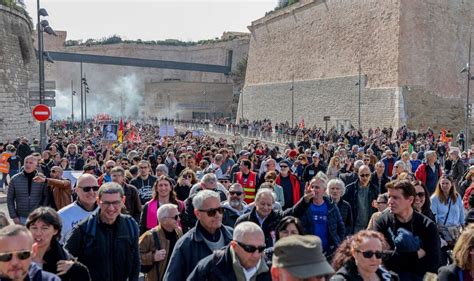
[163,223,233,281]
[300,196,346,255]
[0,263,61,281]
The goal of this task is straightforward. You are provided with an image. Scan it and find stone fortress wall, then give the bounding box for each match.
[240,0,473,132]
[0,5,39,141]
[40,31,249,119]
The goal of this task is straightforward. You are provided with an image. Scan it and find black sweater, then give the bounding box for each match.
[372,210,441,276]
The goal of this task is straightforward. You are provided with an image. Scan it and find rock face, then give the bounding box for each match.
[0,5,39,141]
[241,0,474,133]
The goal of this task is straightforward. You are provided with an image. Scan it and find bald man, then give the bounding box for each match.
[58,173,99,243]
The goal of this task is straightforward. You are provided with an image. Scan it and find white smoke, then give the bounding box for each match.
[52,74,142,120]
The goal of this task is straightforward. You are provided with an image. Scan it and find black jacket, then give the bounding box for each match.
[342,179,379,234]
[64,210,140,281]
[302,163,326,184]
[335,199,353,237]
[122,183,142,223]
[372,210,441,276]
[163,223,233,281]
[186,246,271,281]
[235,197,310,248]
[43,239,90,281]
[371,171,390,194]
[331,260,399,281]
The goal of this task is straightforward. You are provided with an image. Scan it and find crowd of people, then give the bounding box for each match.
[0,119,472,281]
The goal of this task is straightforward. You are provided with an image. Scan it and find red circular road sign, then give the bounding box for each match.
[32,104,51,122]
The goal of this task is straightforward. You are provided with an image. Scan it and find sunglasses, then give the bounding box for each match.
[280,165,288,168]
[359,174,371,178]
[183,175,191,179]
[416,192,425,198]
[0,250,32,262]
[81,186,100,192]
[198,207,224,217]
[237,241,266,253]
[376,201,387,205]
[229,191,243,196]
[167,215,179,220]
[356,250,385,259]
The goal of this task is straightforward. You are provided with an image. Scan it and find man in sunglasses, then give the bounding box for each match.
[0,225,60,281]
[164,190,233,281]
[222,183,250,227]
[139,203,183,281]
[188,221,271,280]
[58,173,99,244]
[32,166,72,211]
[343,165,379,234]
[65,182,140,281]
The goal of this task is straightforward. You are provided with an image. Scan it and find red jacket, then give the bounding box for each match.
[415,163,442,185]
[275,173,301,206]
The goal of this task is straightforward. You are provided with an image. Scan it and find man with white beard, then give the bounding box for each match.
[222,183,250,227]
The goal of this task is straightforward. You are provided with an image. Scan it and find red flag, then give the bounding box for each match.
[118,119,124,143]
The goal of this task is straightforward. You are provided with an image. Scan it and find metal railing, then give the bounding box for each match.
[167,120,301,145]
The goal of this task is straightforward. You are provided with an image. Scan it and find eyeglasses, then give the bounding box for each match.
[376,201,387,205]
[106,166,114,169]
[50,170,58,174]
[166,215,179,220]
[139,166,148,170]
[280,165,288,168]
[356,250,385,259]
[198,207,224,217]
[416,192,426,198]
[0,250,32,262]
[80,186,100,192]
[219,180,230,184]
[229,191,243,196]
[237,241,266,253]
[183,175,191,179]
[100,200,122,208]
[359,174,371,178]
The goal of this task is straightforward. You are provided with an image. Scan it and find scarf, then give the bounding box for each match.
[146,199,159,229]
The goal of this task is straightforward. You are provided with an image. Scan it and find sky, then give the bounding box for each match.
[24,0,277,41]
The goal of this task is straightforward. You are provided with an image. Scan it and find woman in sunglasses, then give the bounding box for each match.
[26,207,90,281]
[174,169,198,201]
[411,181,435,222]
[330,230,398,281]
[139,176,184,235]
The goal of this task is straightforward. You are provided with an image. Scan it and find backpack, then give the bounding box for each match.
[140,229,161,273]
[82,213,138,249]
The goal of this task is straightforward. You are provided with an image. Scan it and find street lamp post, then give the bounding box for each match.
[36,1,56,150]
[355,62,362,130]
[71,80,75,121]
[290,75,294,128]
[240,90,244,122]
[462,37,473,150]
[80,61,84,134]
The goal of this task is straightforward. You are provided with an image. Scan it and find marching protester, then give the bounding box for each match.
[1,117,471,281]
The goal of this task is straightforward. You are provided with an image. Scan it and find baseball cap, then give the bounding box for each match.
[312,152,320,158]
[272,235,334,278]
[239,150,250,156]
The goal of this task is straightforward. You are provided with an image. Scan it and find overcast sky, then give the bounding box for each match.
[24,0,276,41]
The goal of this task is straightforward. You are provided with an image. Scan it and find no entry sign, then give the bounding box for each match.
[32,104,51,122]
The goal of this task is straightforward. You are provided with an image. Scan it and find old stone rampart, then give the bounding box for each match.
[0,5,39,141]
